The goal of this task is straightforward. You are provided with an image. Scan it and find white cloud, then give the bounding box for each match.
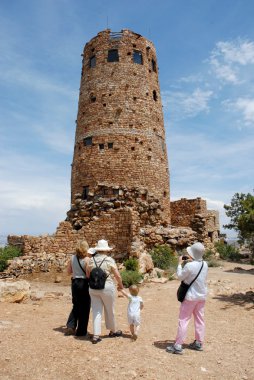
[178,74,203,83]
[0,150,70,235]
[209,39,254,84]
[216,40,254,65]
[162,88,213,120]
[209,57,239,84]
[234,98,254,125]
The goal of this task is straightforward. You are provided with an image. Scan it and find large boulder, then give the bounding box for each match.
[138,252,154,274]
[0,280,31,303]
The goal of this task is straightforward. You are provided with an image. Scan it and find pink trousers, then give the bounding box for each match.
[175,300,206,345]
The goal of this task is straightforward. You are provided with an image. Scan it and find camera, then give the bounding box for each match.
[182,256,189,261]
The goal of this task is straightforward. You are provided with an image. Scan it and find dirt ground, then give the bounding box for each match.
[0,261,254,380]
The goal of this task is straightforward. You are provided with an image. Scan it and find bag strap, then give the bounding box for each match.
[189,261,204,286]
[93,255,107,268]
[77,256,86,276]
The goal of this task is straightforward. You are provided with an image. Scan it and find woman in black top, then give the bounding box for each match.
[66,240,91,336]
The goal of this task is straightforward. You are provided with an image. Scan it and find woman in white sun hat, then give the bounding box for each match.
[86,239,124,344]
[167,242,208,355]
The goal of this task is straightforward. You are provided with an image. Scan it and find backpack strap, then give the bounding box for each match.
[92,255,109,280]
[189,261,204,286]
[93,255,107,268]
[77,256,86,277]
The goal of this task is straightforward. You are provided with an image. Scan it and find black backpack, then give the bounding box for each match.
[89,256,108,289]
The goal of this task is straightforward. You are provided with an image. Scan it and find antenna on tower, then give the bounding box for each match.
[148,27,151,39]
[107,16,109,29]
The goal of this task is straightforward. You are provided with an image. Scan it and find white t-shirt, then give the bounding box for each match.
[127,295,143,315]
[177,260,208,301]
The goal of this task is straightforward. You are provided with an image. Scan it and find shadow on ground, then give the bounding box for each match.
[153,340,189,350]
[224,266,254,275]
[213,291,254,310]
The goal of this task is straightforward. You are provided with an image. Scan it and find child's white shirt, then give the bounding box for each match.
[127,295,143,315]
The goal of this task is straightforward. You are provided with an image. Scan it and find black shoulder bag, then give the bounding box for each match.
[177,261,204,302]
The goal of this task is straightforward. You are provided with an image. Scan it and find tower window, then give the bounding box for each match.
[99,143,104,150]
[133,50,143,65]
[108,142,113,149]
[89,55,96,68]
[84,137,93,146]
[90,95,96,103]
[153,90,158,101]
[82,186,89,200]
[151,58,157,72]
[108,49,119,62]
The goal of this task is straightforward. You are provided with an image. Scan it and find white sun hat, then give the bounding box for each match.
[87,247,96,255]
[187,242,205,261]
[94,239,113,251]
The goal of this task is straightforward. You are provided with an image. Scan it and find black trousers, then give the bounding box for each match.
[67,278,91,336]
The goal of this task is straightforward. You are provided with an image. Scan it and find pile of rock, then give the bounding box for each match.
[0,252,71,279]
[67,185,165,230]
[138,225,197,250]
[0,279,31,303]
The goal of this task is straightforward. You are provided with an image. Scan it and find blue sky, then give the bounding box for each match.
[0,0,253,238]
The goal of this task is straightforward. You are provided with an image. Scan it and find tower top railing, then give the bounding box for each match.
[109,31,123,40]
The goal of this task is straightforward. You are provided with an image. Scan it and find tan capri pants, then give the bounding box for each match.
[89,282,116,336]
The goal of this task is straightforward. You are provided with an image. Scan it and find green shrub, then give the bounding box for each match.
[203,248,220,267]
[150,244,178,270]
[166,267,176,281]
[215,242,242,262]
[120,270,143,287]
[204,249,214,260]
[156,270,162,278]
[207,259,220,267]
[124,257,139,271]
[0,246,22,272]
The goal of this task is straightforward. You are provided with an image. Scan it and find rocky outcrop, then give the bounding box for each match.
[0,280,31,303]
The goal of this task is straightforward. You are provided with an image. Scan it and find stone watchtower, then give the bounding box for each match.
[6,29,220,273]
[68,29,171,256]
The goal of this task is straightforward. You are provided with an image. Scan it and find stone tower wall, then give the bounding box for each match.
[71,29,170,222]
[171,198,207,227]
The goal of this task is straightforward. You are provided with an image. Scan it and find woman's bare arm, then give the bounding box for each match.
[111,267,124,290]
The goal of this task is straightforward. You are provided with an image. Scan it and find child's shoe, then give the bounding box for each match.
[132,333,138,341]
[189,340,203,351]
[166,344,183,355]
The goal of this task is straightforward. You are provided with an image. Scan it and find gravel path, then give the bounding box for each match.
[0,262,253,380]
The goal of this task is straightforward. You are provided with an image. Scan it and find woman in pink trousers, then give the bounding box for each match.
[167,242,208,355]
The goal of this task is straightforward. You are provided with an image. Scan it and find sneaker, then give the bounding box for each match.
[189,340,203,351]
[166,344,183,355]
[64,327,75,336]
[132,333,138,341]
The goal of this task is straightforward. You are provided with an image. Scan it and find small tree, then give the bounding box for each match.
[224,192,254,260]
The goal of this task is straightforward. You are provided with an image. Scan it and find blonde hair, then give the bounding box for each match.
[75,240,89,258]
[129,285,139,296]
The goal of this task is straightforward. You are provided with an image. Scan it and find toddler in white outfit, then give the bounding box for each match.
[120,285,144,340]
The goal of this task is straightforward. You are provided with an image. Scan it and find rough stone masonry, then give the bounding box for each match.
[5,29,219,278]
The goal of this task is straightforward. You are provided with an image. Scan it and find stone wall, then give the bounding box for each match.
[171,198,220,243]
[171,198,207,227]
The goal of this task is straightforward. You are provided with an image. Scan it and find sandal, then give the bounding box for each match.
[92,336,102,344]
[109,330,122,337]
